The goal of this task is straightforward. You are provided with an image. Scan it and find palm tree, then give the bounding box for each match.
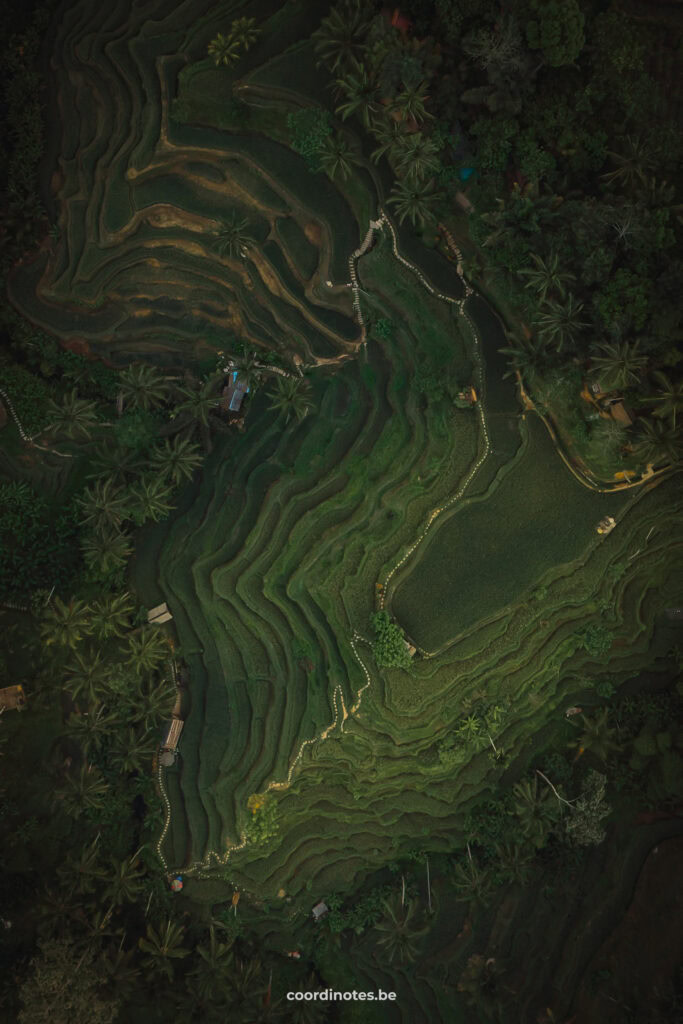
[567,709,623,762]
[213,212,257,260]
[318,132,363,182]
[87,443,146,484]
[335,58,381,129]
[390,80,434,125]
[46,389,100,440]
[287,975,330,1024]
[190,926,235,1000]
[150,435,203,486]
[589,340,648,390]
[127,474,175,524]
[456,713,485,747]
[81,526,132,578]
[101,947,141,1003]
[499,330,550,381]
[601,135,654,191]
[533,294,588,353]
[518,251,576,305]
[79,903,119,942]
[36,887,80,938]
[230,348,264,393]
[650,370,683,428]
[63,648,113,703]
[267,377,314,424]
[119,364,170,412]
[64,705,121,757]
[387,178,443,229]
[374,896,428,963]
[173,374,223,437]
[104,849,146,907]
[139,918,191,981]
[57,763,109,817]
[450,848,495,906]
[41,596,92,649]
[512,777,562,848]
[90,591,135,641]
[208,32,241,68]
[493,842,534,886]
[126,674,177,730]
[227,955,265,1003]
[57,835,105,895]
[229,16,260,52]
[311,1,371,74]
[392,131,441,184]
[370,117,407,164]
[631,417,682,467]
[125,626,170,677]
[77,478,130,534]
[111,727,158,773]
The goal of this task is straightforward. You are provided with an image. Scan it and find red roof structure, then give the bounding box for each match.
[382,6,412,36]
[391,7,411,34]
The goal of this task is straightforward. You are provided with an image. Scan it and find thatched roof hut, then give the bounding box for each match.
[0,685,27,711]
[161,717,184,751]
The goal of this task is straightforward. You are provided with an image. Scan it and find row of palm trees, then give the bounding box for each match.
[39,357,318,577]
[39,588,177,779]
[308,2,449,227]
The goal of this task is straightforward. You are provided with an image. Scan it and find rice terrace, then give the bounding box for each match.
[2,0,682,1021]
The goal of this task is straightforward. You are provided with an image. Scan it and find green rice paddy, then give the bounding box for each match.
[391,413,629,652]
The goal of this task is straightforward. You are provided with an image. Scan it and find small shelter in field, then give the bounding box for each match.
[148,602,173,625]
[596,516,616,536]
[0,685,26,711]
[161,717,184,752]
[221,370,249,413]
[311,901,329,922]
[606,399,634,427]
[455,385,477,407]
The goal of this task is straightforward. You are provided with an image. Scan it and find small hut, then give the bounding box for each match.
[311,901,329,922]
[161,717,184,752]
[0,685,26,711]
[455,385,477,407]
[221,371,249,413]
[606,400,634,427]
[148,602,173,625]
[596,516,616,536]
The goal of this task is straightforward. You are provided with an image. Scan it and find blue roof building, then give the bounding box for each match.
[222,370,250,413]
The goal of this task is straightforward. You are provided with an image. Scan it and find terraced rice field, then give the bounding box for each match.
[8,0,363,368]
[16,0,683,938]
